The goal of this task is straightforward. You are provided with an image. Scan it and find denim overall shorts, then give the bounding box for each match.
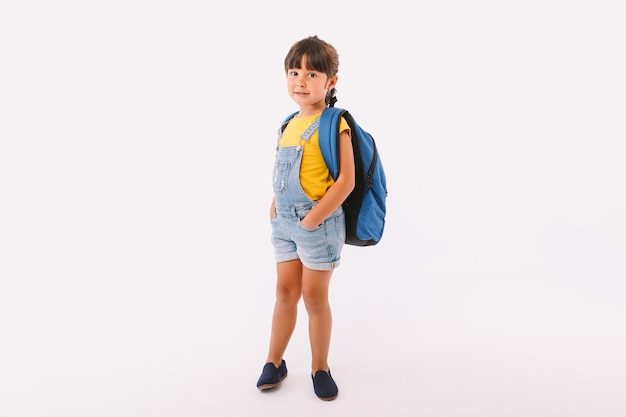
[270,116,346,271]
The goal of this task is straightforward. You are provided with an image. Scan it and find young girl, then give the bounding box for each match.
[256,36,355,401]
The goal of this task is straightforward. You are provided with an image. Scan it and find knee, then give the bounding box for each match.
[302,291,329,314]
[276,285,301,306]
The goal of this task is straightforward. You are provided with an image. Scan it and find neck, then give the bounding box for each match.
[296,103,326,118]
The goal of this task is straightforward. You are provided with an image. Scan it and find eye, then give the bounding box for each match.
[308,73,318,78]
[288,70,298,77]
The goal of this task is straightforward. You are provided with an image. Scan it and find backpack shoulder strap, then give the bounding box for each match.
[319,107,347,180]
[278,111,299,137]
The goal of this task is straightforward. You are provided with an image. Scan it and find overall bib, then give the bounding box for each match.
[271,116,346,271]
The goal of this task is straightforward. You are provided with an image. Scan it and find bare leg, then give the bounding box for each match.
[266,259,303,367]
[302,266,333,374]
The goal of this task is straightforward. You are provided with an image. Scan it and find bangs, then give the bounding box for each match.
[284,41,335,75]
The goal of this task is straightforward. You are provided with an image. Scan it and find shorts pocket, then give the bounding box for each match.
[298,217,322,231]
[334,212,346,242]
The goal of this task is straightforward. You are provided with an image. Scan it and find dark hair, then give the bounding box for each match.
[284,35,339,107]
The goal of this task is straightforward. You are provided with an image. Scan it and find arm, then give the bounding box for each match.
[300,129,355,229]
[270,197,276,220]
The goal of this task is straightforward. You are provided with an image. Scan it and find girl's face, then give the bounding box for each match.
[286,56,337,111]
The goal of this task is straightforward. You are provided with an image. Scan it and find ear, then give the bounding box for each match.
[327,75,338,89]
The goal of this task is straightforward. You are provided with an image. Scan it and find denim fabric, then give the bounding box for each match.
[271,120,345,271]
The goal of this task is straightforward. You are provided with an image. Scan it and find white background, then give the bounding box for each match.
[1,1,625,416]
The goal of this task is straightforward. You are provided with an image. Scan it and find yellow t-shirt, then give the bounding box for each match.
[279,113,350,201]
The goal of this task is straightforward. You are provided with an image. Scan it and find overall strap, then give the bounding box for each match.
[277,112,321,144]
[277,111,299,139]
[300,116,320,142]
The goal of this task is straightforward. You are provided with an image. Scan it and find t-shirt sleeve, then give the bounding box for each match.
[339,117,351,136]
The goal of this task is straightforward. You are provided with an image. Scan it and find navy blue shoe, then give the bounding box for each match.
[311,369,338,401]
[256,360,288,390]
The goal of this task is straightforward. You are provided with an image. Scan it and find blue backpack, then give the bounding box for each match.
[281,107,388,246]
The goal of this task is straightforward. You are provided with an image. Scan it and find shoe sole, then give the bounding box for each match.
[318,395,337,401]
[257,373,287,391]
